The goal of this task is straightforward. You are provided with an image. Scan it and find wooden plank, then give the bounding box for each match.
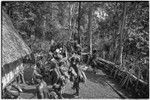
[81,52,90,55]
[97,57,118,66]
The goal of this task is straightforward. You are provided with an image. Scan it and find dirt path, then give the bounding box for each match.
[20,68,123,99]
[62,70,121,99]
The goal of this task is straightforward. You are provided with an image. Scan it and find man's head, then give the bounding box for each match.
[36,75,43,83]
[36,62,41,69]
[93,50,97,55]
[71,56,79,65]
[51,39,55,45]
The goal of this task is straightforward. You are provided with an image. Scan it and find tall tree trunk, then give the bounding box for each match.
[52,3,54,21]
[77,2,81,44]
[111,2,118,62]
[43,16,46,41]
[119,3,127,67]
[88,4,93,55]
[69,3,73,40]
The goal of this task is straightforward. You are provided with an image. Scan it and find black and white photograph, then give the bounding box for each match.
[1,1,149,99]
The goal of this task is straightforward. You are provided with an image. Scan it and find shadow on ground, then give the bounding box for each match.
[85,70,109,86]
[62,93,74,99]
[86,67,131,98]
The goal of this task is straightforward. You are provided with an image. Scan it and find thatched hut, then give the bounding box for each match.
[2,10,31,89]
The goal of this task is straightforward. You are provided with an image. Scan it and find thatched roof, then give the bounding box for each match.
[2,10,31,66]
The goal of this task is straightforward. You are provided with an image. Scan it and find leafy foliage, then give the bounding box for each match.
[2,1,149,97]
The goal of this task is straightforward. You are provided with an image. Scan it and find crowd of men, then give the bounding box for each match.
[32,40,86,99]
[2,40,98,99]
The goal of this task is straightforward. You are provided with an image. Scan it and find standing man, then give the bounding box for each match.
[69,55,82,97]
[89,50,97,74]
[74,41,82,55]
[32,62,43,84]
[50,40,56,53]
[36,75,58,99]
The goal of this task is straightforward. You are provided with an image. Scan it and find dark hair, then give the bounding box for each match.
[50,61,57,69]
[59,62,63,66]
[129,65,132,69]
[36,62,41,68]
[54,56,60,61]
[71,56,79,64]
[93,50,97,54]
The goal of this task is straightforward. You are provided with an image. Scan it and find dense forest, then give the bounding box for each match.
[2,1,149,97]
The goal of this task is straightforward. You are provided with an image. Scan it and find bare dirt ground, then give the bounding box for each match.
[20,66,126,99]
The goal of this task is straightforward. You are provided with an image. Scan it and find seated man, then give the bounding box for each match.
[36,76,58,99]
[32,62,43,84]
[88,50,97,74]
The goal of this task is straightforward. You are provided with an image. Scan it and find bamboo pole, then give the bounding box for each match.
[87,3,93,55]
[69,3,72,40]
[97,57,148,85]
[77,2,81,44]
[119,3,127,67]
